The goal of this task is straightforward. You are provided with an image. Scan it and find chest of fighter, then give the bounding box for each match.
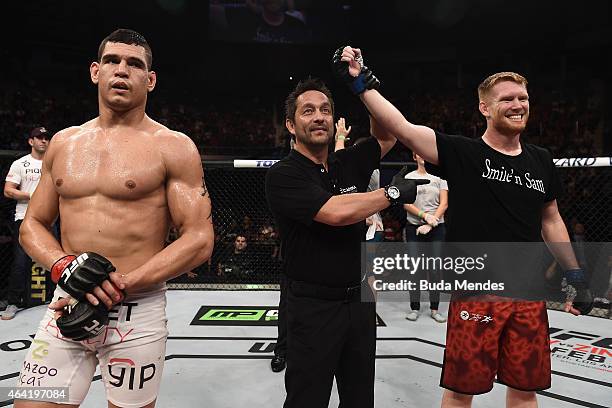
[51,151,165,200]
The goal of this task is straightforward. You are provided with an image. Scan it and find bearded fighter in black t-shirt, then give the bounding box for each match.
[333,46,593,407]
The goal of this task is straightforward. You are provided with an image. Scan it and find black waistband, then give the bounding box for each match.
[289,280,364,302]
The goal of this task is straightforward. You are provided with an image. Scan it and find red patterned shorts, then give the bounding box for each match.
[440,296,551,394]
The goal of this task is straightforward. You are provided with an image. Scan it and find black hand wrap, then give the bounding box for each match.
[56,300,109,341]
[56,252,116,302]
[565,268,594,315]
[385,166,430,205]
[53,252,116,340]
[332,46,380,95]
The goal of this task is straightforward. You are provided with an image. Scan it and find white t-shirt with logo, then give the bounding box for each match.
[5,154,43,221]
[405,170,448,226]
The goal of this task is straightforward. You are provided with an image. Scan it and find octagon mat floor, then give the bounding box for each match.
[0,290,610,407]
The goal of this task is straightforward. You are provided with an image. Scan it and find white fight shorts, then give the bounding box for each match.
[16,285,168,407]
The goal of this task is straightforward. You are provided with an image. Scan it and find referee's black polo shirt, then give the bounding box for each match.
[265,137,381,288]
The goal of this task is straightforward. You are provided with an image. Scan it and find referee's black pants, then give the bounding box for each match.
[283,283,376,408]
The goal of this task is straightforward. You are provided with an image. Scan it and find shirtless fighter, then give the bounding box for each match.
[15,29,214,408]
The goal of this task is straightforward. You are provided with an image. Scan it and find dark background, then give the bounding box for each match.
[5,0,611,102]
[0,0,610,298]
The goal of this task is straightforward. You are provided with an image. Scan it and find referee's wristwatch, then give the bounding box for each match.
[384,185,401,205]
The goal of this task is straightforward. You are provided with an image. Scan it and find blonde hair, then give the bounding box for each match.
[478,72,528,100]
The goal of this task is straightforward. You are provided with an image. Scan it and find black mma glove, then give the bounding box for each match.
[56,300,109,341]
[50,252,117,340]
[332,46,380,95]
[384,166,430,206]
[51,252,116,302]
[565,268,594,315]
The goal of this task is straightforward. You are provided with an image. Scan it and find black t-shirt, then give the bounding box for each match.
[219,250,255,278]
[265,138,381,287]
[427,132,561,242]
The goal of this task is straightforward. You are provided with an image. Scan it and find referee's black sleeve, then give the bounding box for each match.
[265,163,333,226]
[337,137,381,180]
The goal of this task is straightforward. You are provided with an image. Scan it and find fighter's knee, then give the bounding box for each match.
[107,398,156,408]
[506,387,537,401]
[15,401,79,408]
[441,389,473,407]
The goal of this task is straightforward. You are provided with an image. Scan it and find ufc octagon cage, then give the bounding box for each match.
[0,152,610,319]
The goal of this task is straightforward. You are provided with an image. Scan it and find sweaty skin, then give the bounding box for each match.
[14,36,214,408]
[19,41,214,310]
[38,119,208,277]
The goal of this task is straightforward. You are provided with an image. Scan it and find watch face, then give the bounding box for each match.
[388,186,400,199]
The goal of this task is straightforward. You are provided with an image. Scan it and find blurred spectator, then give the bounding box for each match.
[2,127,49,320]
[382,211,402,242]
[403,153,448,323]
[185,270,198,279]
[257,220,280,260]
[211,0,312,44]
[0,77,605,158]
[333,117,352,152]
[217,234,256,281]
[240,215,259,242]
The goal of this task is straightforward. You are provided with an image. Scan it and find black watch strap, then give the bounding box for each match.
[384,185,399,205]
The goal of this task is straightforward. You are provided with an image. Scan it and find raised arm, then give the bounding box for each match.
[333,46,438,164]
[361,90,437,164]
[369,116,397,159]
[334,117,351,152]
[122,133,214,292]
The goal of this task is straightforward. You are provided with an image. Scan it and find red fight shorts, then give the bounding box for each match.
[440,296,551,394]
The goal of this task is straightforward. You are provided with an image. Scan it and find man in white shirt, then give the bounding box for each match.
[1,126,50,319]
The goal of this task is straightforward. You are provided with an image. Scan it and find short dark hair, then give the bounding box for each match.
[284,78,334,122]
[98,29,153,69]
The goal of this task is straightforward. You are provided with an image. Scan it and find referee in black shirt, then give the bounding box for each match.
[265,78,428,408]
